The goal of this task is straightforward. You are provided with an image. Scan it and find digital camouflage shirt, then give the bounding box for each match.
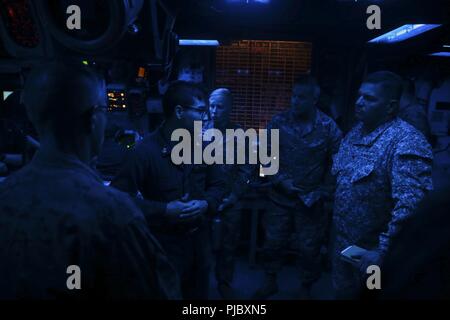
[332,118,433,253]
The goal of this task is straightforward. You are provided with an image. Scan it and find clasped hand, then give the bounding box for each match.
[165,193,208,223]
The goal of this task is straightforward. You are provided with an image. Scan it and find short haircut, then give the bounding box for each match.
[22,60,103,137]
[293,74,320,96]
[363,71,403,101]
[162,80,206,118]
[210,88,233,105]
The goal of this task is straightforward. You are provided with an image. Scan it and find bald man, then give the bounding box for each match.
[209,88,255,299]
[0,61,180,299]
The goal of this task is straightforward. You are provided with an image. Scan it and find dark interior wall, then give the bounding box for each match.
[311,43,368,132]
[170,46,216,90]
[311,21,450,133]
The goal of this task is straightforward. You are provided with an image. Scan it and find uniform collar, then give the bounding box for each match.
[287,108,320,137]
[155,124,179,156]
[32,149,103,183]
[352,118,396,146]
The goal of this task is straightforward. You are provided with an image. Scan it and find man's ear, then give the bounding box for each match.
[388,99,399,117]
[175,105,184,120]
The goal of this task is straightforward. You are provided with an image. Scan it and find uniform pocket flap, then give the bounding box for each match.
[351,163,375,183]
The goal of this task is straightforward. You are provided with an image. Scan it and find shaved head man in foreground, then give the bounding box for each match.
[0,61,180,299]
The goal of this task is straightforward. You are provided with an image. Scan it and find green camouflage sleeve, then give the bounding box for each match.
[265,115,290,185]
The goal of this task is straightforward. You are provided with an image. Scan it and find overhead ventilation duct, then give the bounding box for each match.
[0,0,179,65]
[0,0,52,59]
[36,0,144,54]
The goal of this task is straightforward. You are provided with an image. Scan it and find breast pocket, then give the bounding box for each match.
[332,148,345,176]
[296,138,327,165]
[350,163,375,184]
[306,139,327,155]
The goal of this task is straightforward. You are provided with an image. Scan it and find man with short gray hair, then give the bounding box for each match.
[209,87,255,299]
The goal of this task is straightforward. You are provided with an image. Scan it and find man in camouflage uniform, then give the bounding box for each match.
[331,71,433,299]
[209,88,254,299]
[254,75,342,299]
[0,62,180,299]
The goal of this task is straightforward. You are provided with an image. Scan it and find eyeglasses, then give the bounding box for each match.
[183,105,210,119]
